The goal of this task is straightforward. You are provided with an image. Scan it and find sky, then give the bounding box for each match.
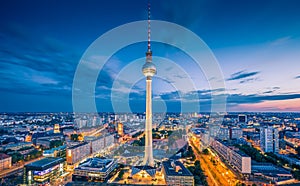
[0,0,300,112]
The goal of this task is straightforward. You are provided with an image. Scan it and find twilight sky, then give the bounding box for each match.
[0,0,300,112]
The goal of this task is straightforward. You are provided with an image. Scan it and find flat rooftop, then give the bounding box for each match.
[68,142,89,150]
[25,157,64,170]
[0,153,10,160]
[75,157,116,173]
[162,160,193,177]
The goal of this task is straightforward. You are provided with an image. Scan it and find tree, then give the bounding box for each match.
[292,170,300,180]
[50,140,64,148]
[296,147,300,156]
[11,152,24,163]
[70,134,79,141]
[202,148,209,155]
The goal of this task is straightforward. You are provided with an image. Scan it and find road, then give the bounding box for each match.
[0,156,45,178]
[188,138,219,186]
[189,137,238,186]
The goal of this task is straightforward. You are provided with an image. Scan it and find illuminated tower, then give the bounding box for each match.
[54,124,60,133]
[142,2,156,167]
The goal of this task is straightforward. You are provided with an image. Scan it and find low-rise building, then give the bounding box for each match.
[4,142,32,151]
[162,160,194,186]
[24,157,64,185]
[73,157,118,182]
[0,153,11,171]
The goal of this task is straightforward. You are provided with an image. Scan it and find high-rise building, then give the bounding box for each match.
[142,2,156,167]
[117,123,124,136]
[260,126,279,153]
[230,127,243,139]
[53,124,60,133]
[238,114,247,123]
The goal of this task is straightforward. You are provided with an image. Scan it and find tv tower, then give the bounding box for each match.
[142,1,156,167]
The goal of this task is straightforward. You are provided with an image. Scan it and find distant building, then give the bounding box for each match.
[43,145,66,158]
[162,160,194,186]
[251,162,293,184]
[211,139,251,174]
[117,123,124,136]
[260,126,279,153]
[218,126,229,140]
[66,142,90,165]
[230,127,243,139]
[53,124,60,133]
[0,153,11,171]
[4,142,32,151]
[209,124,220,138]
[24,157,64,185]
[238,114,247,123]
[73,157,118,182]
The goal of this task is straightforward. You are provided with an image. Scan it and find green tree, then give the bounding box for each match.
[70,134,79,141]
[296,147,300,156]
[50,140,64,148]
[202,148,209,155]
[292,170,300,180]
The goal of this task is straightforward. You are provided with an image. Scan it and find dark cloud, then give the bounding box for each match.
[0,24,80,97]
[227,70,260,81]
[295,75,300,79]
[263,90,273,94]
[227,93,300,104]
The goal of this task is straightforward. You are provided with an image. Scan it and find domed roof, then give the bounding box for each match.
[142,62,156,77]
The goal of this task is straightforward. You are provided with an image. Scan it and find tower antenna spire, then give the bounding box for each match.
[147,0,151,52]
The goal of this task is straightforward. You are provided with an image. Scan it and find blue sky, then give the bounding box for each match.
[0,0,300,112]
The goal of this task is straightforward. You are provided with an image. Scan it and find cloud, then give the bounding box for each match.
[227,93,300,104]
[262,90,273,94]
[0,23,79,97]
[295,75,300,79]
[269,36,292,46]
[227,70,259,81]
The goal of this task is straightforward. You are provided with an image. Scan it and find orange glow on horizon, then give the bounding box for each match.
[236,98,300,111]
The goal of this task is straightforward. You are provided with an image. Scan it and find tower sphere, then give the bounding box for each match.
[142,62,156,77]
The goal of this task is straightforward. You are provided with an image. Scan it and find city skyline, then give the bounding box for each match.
[1,0,300,112]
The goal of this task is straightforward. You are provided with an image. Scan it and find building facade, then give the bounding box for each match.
[260,126,279,153]
[211,139,251,174]
[66,142,90,165]
[24,157,64,185]
[73,158,118,182]
[0,153,11,171]
[162,160,194,186]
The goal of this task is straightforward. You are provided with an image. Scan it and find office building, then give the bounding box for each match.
[211,139,251,174]
[24,157,64,185]
[260,126,279,153]
[66,142,90,165]
[162,160,194,186]
[209,124,220,138]
[218,126,229,140]
[230,127,243,139]
[73,157,118,182]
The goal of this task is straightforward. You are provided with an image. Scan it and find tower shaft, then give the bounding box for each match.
[143,78,154,166]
